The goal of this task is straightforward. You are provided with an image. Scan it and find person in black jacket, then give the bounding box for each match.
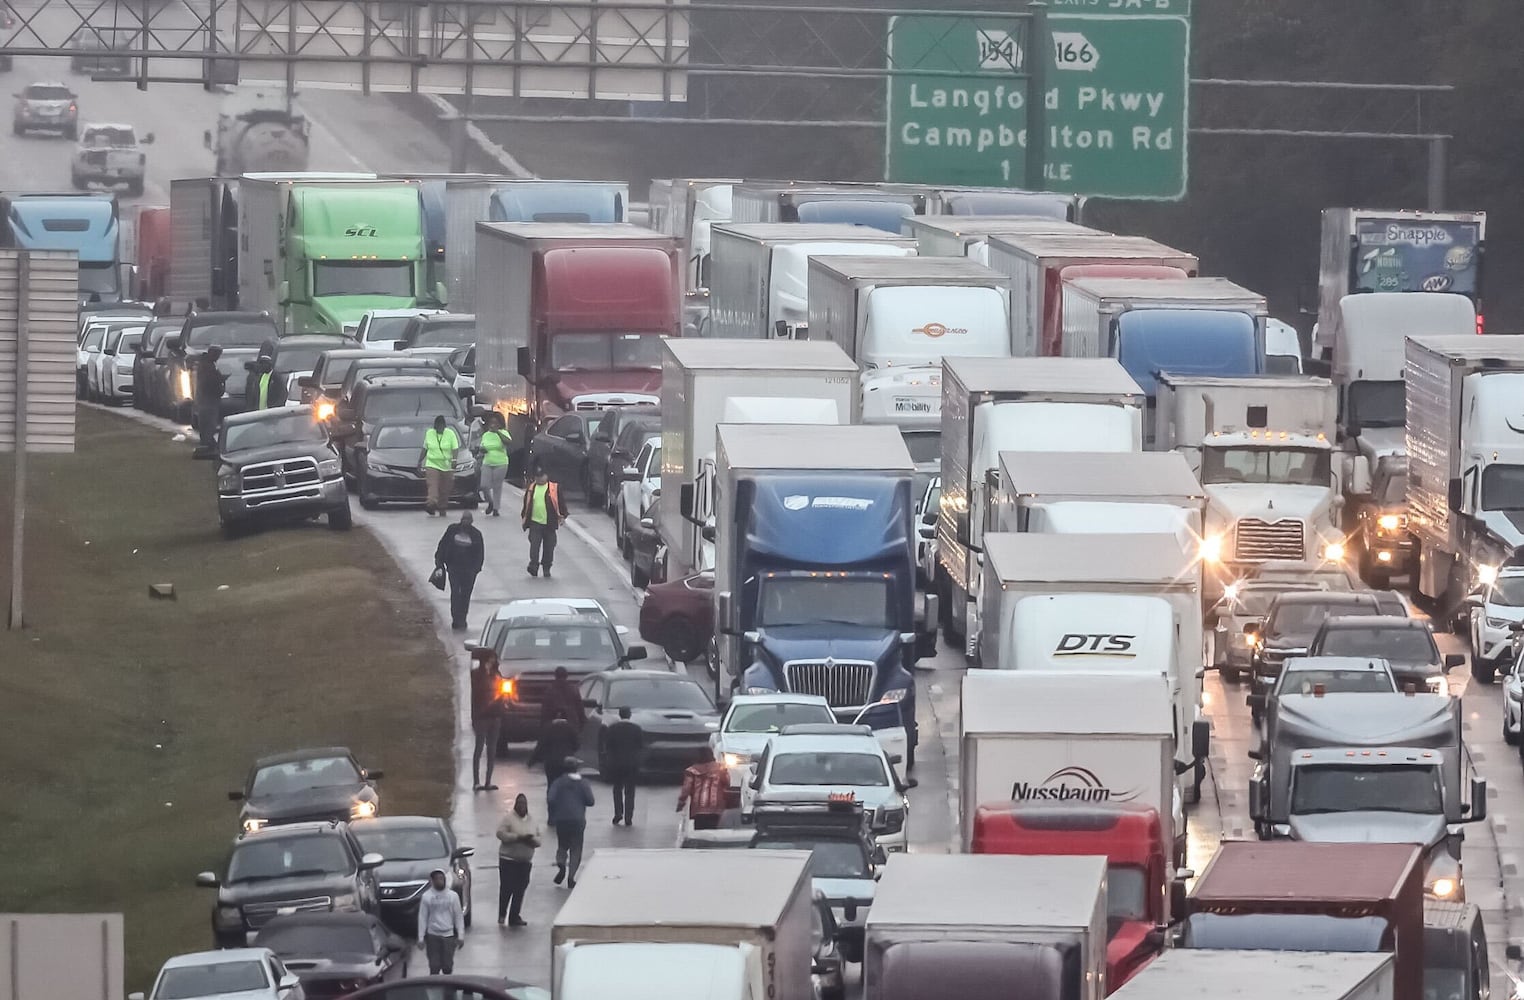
[192,345,227,449]
[602,706,644,826]
[533,715,580,791]
[434,512,485,631]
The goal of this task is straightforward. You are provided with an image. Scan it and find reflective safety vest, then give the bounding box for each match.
[257,371,272,410]
[425,427,460,471]
[480,429,511,467]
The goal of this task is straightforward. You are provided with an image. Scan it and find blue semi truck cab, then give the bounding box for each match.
[488,180,627,223]
[709,423,937,768]
[0,192,121,307]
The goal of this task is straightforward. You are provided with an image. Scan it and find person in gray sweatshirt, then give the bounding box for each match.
[416,868,465,973]
[546,758,595,889]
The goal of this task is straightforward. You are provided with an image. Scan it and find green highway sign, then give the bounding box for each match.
[885,8,1191,200]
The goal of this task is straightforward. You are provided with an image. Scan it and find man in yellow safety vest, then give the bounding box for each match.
[418,415,463,516]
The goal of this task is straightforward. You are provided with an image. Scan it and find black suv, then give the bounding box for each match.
[217,406,351,538]
[174,311,280,418]
[1247,591,1385,717]
[198,821,383,948]
[255,334,357,408]
[1308,615,1464,695]
[329,375,470,478]
[587,407,661,511]
[131,318,182,412]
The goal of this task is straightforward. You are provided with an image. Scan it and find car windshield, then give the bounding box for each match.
[758,578,892,629]
[155,961,268,999]
[362,388,460,420]
[1107,864,1149,926]
[250,755,361,795]
[223,414,328,452]
[1269,601,1376,636]
[550,333,665,371]
[257,921,374,955]
[412,321,475,348]
[1492,576,1524,607]
[1235,586,1312,617]
[753,839,869,878]
[1280,669,1396,695]
[25,85,73,100]
[1316,627,1436,664]
[1346,381,1406,430]
[227,834,352,883]
[363,316,416,342]
[351,364,443,387]
[313,261,413,298]
[354,826,447,862]
[83,127,133,146]
[187,322,277,349]
[1200,447,1331,487]
[607,677,713,712]
[107,328,144,352]
[372,424,437,449]
[1290,763,1444,815]
[274,346,340,374]
[770,752,888,787]
[1374,469,1407,506]
[727,702,835,734]
[1481,465,1524,511]
[320,356,368,385]
[490,623,617,663]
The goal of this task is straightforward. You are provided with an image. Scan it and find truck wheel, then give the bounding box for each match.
[1219,666,1240,685]
[1472,655,1496,685]
[1189,760,1205,804]
[915,625,937,660]
[327,503,353,531]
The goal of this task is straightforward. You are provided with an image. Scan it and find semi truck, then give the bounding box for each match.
[1335,293,1476,586]
[993,450,1204,547]
[1153,373,1342,602]
[1182,840,1424,1000]
[979,531,1210,802]
[730,181,923,233]
[488,180,628,224]
[661,340,857,578]
[1058,277,1267,405]
[1405,335,1524,622]
[647,178,737,336]
[709,424,934,762]
[984,233,1198,358]
[0,192,121,306]
[205,89,310,175]
[864,854,1107,1000]
[806,256,1012,370]
[1112,950,1395,1000]
[1248,689,1484,900]
[905,216,1098,263]
[935,356,1145,660]
[709,223,916,340]
[237,175,430,334]
[474,222,680,453]
[169,177,239,311]
[1315,208,1485,361]
[1422,902,1489,1000]
[121,203,170,303]
[962,671,1179,989]
[551,849,815,1000]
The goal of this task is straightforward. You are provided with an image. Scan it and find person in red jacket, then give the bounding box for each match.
[676,758,731,830]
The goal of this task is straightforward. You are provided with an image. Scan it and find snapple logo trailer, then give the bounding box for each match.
[1012,766,1139,803]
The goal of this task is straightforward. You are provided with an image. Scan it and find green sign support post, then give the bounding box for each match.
[885,1,1191,200]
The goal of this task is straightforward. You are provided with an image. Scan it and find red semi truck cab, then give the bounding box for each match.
[973,802,1170,991]
[474,222,680,446]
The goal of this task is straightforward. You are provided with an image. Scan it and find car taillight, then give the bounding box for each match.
[68,103,76,112]
[1477,313,1485,335]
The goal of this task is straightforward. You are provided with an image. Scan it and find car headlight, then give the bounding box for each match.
[214,905,242,926]
[178,369,193,401]
[1322,541,1346,561]
[317,457,341,477]
[218,467,240,492]
[1428,876,1458,899]
[1426,675,1447,696]
[455,457,476,472]
[1479,564,1500,586]
[722,752,748,769]
[314,400,336,421]
[350,799,377,820]
[241,816,266,833]
[1377,514,1401,532]
[1487,617,1511,630]
[1199,535,1224,564]
[115,356,134,369]
[330,892,359,911]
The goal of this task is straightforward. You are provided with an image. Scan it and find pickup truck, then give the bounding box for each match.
[217,406,351,539]
[71,123,153,195]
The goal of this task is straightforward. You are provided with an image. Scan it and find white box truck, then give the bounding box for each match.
[709,223,916,340]
[905,216,1098,263]
[864,855,1107,1000]
[985,233,1198,358]
[1113,950,1395,1000]
[1315,208,1485,361]
[936,357,1145,663]
[993,451,1204,548]
[1406,335,1524,629]
[552,849,815,1000]
[1153,373,1342,604]
[807,255,1012,369]
[980,531,1210,803]
[661,339,857,577]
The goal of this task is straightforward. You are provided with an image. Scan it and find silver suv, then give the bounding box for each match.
[12,81,78,138]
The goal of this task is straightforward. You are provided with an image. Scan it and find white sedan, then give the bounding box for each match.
[712,693,834,785]
[1468,568,1524,684]
[89,324,145,404]
[131,948,304,1000]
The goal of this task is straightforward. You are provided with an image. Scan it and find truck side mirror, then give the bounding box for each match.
[1467,778,1488,822]
[1445,654,1466,671]
[679,483,695,521]
[1191,719,1210,761]
[516,346,531,378]
[1248,774,1268,820]
[1447,477,1463,512]
[1169,881,1188,924]
[717,590,735,635]
[142,132,155,144]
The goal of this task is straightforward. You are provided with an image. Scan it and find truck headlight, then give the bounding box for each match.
[722,752,749,769]
[1479,564,1500,586]
[177,369,193,401]
[314,400,336,421]
[1377,514,1401,532]
[115,355,133,369]
[350,799,377,820]
[878,687,908,703]
[1199,535,1224,563]
[1322,541,1346,561]
[1426,675,1447,696]
[317,458,341,478]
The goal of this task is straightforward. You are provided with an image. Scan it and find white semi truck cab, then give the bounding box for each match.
[1154,373,1342,603]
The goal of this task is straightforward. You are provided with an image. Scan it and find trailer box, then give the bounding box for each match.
[905,216,1098,262]
[1113,950,1394,1000]
[993,450,1203,539]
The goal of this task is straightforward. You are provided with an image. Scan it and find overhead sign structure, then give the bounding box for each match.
[886,3,1191,200]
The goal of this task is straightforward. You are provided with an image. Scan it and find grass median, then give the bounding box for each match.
[0,408,453,990]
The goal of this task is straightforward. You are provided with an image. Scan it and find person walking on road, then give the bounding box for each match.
[477,412,512,517]
[534,715,580,789]
[603,706,643,826]
[677,758,731,831]
[547,758,595,889]
[419,415,463,516]
[417,868,465,973]
[495,793,541,927]
[435,511,485,631]
[192,345,227,450]
[541,666,587,728]
[469,648,504,791]
[521,468,568,577]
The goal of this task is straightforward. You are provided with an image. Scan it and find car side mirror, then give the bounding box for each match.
[227,790,244,801]
[359,852,385,870]
[640,516,655,530]
[888,754,903,766]
[452,846,475,859]
[195,871,219,888]
[365,769,384,780]
[622,645,648,663]
[1445,654,1466,671]
[582,698,600,709]
[278,974,300,992]
[566,431,583,445]
[1468,778,1488,822]
[142,132,155,144]
[297,375,316,389]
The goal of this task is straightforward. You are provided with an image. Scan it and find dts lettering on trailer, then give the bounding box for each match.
[1052,633,1138,656]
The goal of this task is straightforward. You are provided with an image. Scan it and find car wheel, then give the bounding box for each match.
[662,616,703,664]
[1473,656,1496,685]
[328,503,353,531]
[604,472,617,516]
[357,470,379,509]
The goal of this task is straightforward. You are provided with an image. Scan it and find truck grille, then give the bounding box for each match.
[784,660,874,708]
[241,457,321,495]
[243,895,331,928]
[1234,518,1305,561]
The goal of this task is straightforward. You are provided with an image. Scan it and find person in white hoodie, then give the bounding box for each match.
[417,867,465,974]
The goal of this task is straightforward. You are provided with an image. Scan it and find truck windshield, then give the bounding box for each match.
[313,261,412,298]
[1200,447,1331,487]
[901,430,941,466]
[1315,627,1436,664]
[1374,469,1407,506]
[1345,381,1405,429]
[1290,763,1444,815]
[222,414,327,452]
[1107,865,1149,926]
[1424,969,1467,1000]
[78,262,118,295]
[758,577,892,629]
[1481,465,1524,510]
[551,333,665,371]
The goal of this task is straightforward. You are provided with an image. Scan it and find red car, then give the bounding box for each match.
[638,570,713,664]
